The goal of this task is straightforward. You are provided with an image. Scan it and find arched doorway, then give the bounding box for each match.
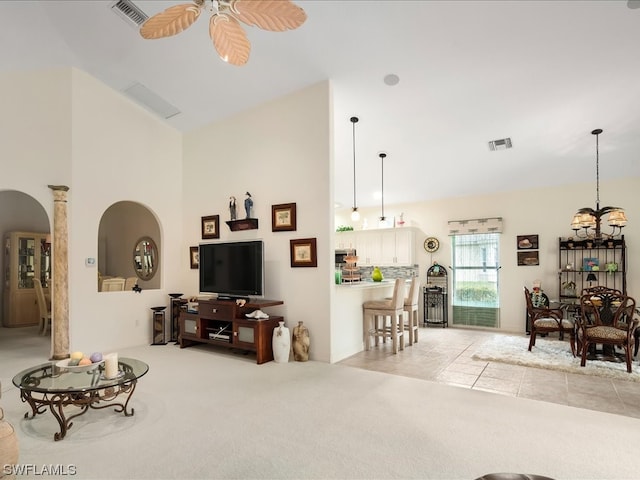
[0,190,51,357]
[97,201,161,292]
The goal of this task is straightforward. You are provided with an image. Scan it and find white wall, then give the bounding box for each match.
[182,81,333,361]
[336,177,639,333]
[0,68,184,355]
[68,69,183,353]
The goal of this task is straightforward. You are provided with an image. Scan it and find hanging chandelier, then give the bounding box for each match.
[350,116,360,221]
[570,129,627,243]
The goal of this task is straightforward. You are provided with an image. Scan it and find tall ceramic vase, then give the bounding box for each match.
[0,407,19,479]
[272,321,290,363]
[292,321,310,362]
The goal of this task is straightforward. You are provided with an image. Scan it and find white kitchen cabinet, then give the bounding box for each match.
[338,228,416,266]
[335,232,356,251]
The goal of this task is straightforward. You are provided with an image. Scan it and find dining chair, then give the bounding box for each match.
[363,278,405,354]
[525,286,576,357]
[33,278,51,336]
[581,285,622,296]
[101,277,126,292]
[578,290,637,373]
[402,277,420,345]
[124,276,138,291]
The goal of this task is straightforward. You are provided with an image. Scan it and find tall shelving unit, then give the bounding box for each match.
[423,263,448,327]
[3,231,51,327]
[557,235,626,300]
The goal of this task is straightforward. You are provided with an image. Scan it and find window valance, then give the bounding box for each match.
[448,217,503,235]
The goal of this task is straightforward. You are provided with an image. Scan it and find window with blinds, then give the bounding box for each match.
[451,233,500,328]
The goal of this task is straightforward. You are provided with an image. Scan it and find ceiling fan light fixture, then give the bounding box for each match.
[140,2,202,39]
[230,0,307,31]
[140,0,306,65]
[209,12,251,66]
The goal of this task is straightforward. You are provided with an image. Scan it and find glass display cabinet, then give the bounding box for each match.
[3,231,50,327]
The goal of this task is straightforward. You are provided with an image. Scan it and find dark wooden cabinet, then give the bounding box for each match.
[178,298,283,364]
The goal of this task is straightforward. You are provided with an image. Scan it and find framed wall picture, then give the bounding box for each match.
[517,251,539,266]
[189,246,199,269]
[517,234,538,250]
[201,215,220,239]
[272,203,297,232]
[290,238,317,267]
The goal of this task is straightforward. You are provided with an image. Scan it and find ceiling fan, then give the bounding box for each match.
[140,0,307,66]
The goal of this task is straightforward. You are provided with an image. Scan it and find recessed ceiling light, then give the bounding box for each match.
[383,74,400,86]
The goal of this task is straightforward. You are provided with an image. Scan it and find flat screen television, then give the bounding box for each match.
[199,240,264,300]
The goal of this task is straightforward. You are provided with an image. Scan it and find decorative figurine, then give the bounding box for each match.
[292,321,310,361]
[244,192,253,219]
[229,196,237,221]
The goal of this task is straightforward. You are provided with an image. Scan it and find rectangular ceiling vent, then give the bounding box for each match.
[488,137,513,151]
[123,82,181,120]
[111,0,148,27]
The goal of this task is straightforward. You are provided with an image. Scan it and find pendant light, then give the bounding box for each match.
[350,116,360,221]
[378,152,388,228]
[570,129,627,244]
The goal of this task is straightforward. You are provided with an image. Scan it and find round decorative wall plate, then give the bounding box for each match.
[424,237,440,253]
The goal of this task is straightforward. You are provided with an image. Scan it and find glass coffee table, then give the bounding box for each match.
[12,357,148,441]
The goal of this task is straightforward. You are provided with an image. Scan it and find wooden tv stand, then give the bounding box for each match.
[178,298,284,364]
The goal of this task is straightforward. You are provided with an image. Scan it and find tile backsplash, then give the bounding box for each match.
[358,264,419,280]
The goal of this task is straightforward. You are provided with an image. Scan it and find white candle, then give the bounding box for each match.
[104,353,118,379]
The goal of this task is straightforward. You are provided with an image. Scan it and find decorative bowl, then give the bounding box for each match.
[151,306,167,311]
[56,358,103,373]
[168,293,183,298]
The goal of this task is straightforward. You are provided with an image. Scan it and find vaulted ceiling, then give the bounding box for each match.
[1,1,639,209]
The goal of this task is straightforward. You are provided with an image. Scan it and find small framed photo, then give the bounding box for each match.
[290,238,317,268]
[583,257,599,271]
[272,203,297,232]
[517,234,538,250]
[189,246,199,269]
[201,215,220,240]
[517,251,539,266]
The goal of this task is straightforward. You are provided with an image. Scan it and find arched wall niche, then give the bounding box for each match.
[97,201,161,291]
[0,189,50,326]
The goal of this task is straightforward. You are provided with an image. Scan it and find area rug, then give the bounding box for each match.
[472,335,640,382]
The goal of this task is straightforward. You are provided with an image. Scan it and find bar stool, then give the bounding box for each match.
[403,277,420,345]
[363,278,405,353]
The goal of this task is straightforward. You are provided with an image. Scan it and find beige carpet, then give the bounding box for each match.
[472,335,640,382]
[2,340,640,479]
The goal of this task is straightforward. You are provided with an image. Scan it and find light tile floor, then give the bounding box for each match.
[339,326,640,419]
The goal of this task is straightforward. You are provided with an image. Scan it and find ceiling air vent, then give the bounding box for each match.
[111,0,148,28]
[123,82,181,120]
[488,137,513,151]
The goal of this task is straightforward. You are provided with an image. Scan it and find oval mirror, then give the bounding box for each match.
[133,237,158,281]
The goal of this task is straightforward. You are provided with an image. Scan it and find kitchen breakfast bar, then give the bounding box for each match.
[331,279,408,363]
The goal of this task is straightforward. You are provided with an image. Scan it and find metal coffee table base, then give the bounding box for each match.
[20,380,138,441]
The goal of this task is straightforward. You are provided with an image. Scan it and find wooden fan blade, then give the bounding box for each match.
[209,13,251,66]
[229,0,307,32]
[140,3,202,39]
